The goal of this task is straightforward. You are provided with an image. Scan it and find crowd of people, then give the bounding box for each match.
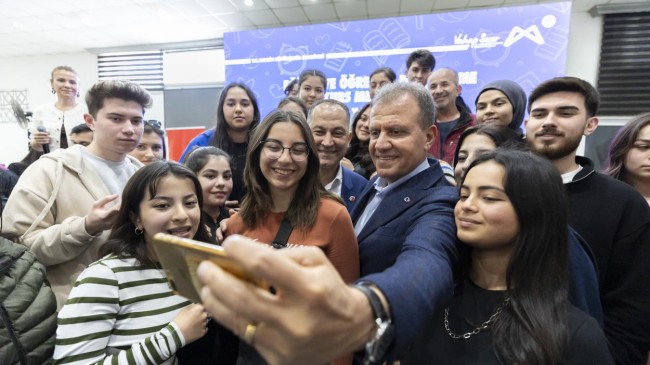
[1,48,649,365]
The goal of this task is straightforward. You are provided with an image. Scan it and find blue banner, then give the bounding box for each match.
[224,2,571,117]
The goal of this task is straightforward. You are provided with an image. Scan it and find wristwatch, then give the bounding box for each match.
[353,281,394,365]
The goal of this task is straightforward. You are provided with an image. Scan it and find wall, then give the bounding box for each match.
[564,11,604,157]
[0,53,97,164]
[0,10,603,164]
[565,11,602,85]
[0,53,165,164]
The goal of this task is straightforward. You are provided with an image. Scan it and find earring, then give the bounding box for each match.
[51,89,56,94]
[77,91,80,97]
[135,227,143,235]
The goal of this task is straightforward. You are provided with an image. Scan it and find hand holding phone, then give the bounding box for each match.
[152,232,266,303]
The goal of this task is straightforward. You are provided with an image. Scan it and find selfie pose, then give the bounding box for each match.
[402,149,612,364]
[54,162,211,364]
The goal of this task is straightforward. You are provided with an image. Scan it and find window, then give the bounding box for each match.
[98,51,163,90]
[597,12,650,116]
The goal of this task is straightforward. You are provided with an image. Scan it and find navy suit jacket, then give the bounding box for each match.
[350,159,459,360]
[341,167,368,214]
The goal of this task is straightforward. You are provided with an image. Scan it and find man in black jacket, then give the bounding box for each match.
[525,76,650,365]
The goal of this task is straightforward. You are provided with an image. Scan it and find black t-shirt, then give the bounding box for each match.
[401,278,614,365]
[228,142,248,203]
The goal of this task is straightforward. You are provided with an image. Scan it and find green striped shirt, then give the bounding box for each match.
[54,255,191,365]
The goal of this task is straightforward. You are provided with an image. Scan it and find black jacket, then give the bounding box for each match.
[566,156,650,365]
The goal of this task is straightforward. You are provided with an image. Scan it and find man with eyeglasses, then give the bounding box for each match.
[3,80,150,309]
[308,99,368,213]
[197,82,459,364]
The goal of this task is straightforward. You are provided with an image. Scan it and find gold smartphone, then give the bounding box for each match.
[152,232,265,303]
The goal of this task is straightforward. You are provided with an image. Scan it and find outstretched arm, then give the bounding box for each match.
[198,237,376,365]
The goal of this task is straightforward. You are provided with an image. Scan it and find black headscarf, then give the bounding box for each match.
[475,79,527,131]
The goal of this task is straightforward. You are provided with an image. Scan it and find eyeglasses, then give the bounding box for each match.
[145,120,162,129]
[260,140,309,161]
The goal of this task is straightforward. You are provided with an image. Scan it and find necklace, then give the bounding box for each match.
[444,297,510,339]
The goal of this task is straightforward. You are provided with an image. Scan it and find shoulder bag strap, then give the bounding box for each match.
[271,216,293,249]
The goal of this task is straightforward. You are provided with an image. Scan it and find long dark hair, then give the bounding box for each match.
[143,121,167,159]
[605,112,650,183]
[369,67,396,82]
[461,149,569,364]
[184,146,233,174]
[298,69,327,90]
[453,124,524,168]
[208,82,261,152]
[240,110,338,229]
[99,161,211,265]
[278,96,309,118]
[347,103,375,178]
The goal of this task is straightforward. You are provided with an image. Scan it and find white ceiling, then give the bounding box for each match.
[0,0,644,58]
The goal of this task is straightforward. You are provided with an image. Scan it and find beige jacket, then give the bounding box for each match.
[2,145,142,309]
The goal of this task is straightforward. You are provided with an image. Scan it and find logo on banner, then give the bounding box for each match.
[503,14,558,47]
[503,25,544,47]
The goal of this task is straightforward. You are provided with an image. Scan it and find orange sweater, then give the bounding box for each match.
[227,197,360,284]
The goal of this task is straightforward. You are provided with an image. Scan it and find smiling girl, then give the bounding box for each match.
[403,149,612,365]
[298,69,327,109]
[346,103,375,179]
[475,80,527,132]
[31,66,89,153]
[180,83,260,208]
[184,146,234,241]
[226,110,358,365]
[54,162,211,364]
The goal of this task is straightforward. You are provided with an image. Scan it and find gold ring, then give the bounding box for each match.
[243,323,257,345]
